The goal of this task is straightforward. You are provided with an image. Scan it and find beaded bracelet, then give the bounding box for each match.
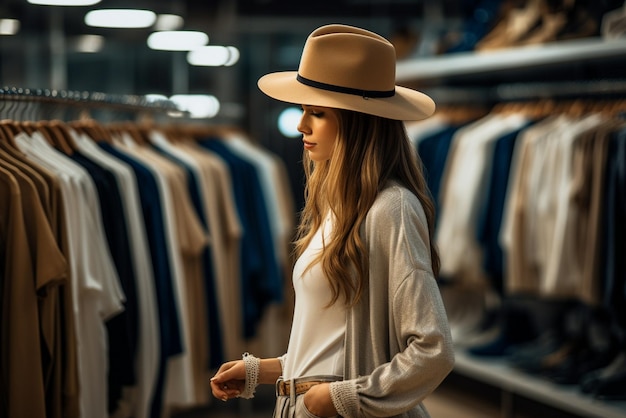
[239,352,260,399]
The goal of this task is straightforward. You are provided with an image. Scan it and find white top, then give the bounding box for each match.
[282,216,346,379]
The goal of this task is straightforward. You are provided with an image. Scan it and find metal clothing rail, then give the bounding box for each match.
[0,86,185,121]
[0,86,179,112]
[422,79,626,105]
[494,79,626,101]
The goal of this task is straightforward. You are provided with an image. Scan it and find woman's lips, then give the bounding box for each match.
[303,140,315,150]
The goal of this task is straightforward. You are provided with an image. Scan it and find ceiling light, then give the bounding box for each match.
[224,46,240,66]
[28,0,101,5]
[170,94,220,118]
[147,31,208,51]
[154,14,184,31]
[85,9,156,29]
[0,19,20,35]
[187,46,230,66]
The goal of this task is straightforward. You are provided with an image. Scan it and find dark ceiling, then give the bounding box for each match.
[0,0,463,94]
[0,0,464,127]
[1,0,462,39]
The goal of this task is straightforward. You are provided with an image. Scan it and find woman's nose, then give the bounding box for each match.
[297,115,309,134]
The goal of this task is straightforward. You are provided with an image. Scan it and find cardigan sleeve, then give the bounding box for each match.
[329,184,455,417]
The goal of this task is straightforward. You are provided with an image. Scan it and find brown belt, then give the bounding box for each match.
[276,380,325,396]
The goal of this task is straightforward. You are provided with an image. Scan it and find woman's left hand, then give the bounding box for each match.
[303,383,338,417]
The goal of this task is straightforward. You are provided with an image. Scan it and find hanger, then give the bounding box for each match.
[611,99,626,116]
[35,120,74,155]
[551,99,587,118]
[512,99,557,120]
[0,121,28,158]
[438,105,489,124]
[0,122,9,144]
[33,121,55,146]
[69,113,113,144]
[19,120,40,136]
[0,120,19,147]
[19,120,36,135]
[492,101,524,116]
[589,99,626,117]
[50,120,79,154]
[118,120,150,145]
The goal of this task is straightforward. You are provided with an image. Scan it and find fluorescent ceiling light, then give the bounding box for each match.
[0,19,20,35]
[28,0,101,5]
[224,46,240,66]
[187,46,231,66]
[170,94,220,118]
[85,9,156,28]
[147,31,208,51]
[154,14,184,31]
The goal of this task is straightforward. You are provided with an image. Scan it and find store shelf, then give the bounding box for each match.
[454,350,626,418]
[396,37,626,83]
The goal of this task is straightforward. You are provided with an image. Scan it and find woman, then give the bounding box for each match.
[210,24,455,417]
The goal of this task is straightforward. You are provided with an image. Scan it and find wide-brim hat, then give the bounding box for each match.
[258,24,435,121]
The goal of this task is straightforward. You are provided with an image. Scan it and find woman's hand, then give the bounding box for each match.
[210,360,245,401]
[304,383,338,417]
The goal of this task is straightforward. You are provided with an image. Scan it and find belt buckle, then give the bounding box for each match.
[275,378,285,397]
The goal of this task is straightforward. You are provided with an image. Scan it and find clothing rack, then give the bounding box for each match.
[494,79,626,101]
[411,100,626,418]
[421,79,626,105]
[0,86,185,121]
[0,110,293,418]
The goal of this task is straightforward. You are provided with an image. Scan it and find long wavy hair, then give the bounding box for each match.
[293,108,440,307]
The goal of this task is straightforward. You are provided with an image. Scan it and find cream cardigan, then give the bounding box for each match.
[329,182,455,417]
